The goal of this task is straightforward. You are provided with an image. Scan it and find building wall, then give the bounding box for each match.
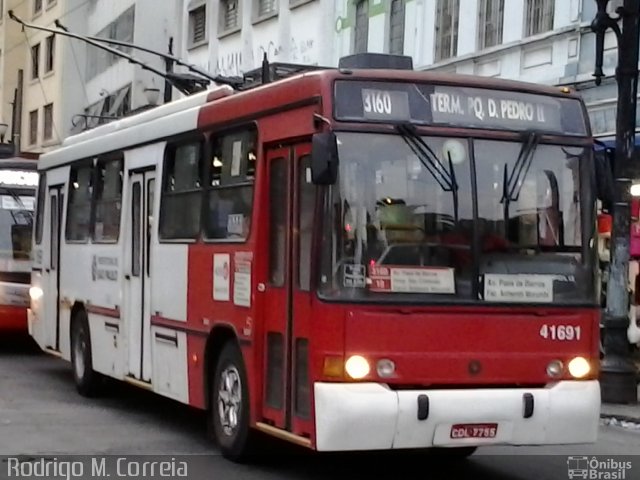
[21,0,67,153]
[0,0,87,152]
[1,0,627,143]
[176,0,597,90]
[179,0,335,79]
[78,0,176,133]
[335,0,583,85]
[59,0,89,139]
[568,0,629,140]
[0,0,30,149]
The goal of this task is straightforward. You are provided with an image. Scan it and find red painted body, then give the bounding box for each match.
[0,305,28,333]
[170,69,600,449]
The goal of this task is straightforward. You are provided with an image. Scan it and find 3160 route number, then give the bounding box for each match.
[363,90,393,115]
[539,324,581,341]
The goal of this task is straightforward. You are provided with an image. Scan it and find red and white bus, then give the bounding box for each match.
[0,157,38,334]
[29,54,602,460]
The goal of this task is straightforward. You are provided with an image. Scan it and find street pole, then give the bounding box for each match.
[592,0,640,404]
[164,37,174,104]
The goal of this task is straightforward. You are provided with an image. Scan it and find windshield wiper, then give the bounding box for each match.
[501,131,540,231]
[502,131,540,202]
[395,123,456,192]
[0,187,33,225]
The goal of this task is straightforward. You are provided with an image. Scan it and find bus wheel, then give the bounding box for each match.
[70,310,103,397]
[210,342,254,462]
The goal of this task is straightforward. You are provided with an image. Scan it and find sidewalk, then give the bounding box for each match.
[600,384,640,424]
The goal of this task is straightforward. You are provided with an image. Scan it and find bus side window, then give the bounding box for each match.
[66,161,94,242]
[159,140,204,240]
[93,156,123,243]
[204,126,256,241]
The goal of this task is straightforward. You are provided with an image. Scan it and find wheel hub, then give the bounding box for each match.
[217,366,241,436]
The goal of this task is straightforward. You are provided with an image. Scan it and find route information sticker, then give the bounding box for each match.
[368,266,455,294]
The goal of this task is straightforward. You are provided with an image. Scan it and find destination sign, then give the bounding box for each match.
[334,81,588,136]
[0,170,38,187]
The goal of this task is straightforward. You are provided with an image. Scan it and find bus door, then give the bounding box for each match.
[44,186,63,351]
[124,169,155,383]
[262,144,315,437]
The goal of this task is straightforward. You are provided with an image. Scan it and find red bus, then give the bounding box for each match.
[0,157,38,334]
[29,54,601,460]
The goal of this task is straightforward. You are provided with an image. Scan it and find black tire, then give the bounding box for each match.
[70,310,103,397]
[429,446,477,459]
[210,342,256,462]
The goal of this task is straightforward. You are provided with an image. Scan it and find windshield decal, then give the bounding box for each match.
[368,266,456,294]
[483,274,553,303]
[343,264,366,288]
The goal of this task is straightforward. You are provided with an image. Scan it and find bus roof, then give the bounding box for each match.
[59,85,235,149]
[38,67,584,171]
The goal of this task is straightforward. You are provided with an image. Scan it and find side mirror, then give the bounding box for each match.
[594,147,614,211]
[311,132,339,185]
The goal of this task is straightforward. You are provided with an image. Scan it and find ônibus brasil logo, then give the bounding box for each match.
[567,456,633,479]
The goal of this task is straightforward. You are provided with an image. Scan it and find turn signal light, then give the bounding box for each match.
[323,356,343,378]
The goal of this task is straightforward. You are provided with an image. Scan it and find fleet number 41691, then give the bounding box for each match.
[539,324,581,341]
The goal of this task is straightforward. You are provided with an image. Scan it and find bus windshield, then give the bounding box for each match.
[0,189,35,263]
[319,132,595,305]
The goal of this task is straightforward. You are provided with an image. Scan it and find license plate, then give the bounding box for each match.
[450,423,498,439]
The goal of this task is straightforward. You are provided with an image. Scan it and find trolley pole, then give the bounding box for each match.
[592,0,640,403]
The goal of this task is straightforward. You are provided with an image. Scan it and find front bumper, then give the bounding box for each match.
[314,381,600,451]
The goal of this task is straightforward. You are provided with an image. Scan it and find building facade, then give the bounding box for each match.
[178,0,336,78]
[74,0,177,133]
[1,0,632,144]
[0,0,88,153]
[334,0,631,140]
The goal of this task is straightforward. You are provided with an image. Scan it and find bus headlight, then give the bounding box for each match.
[345,355,370,379]
[546,360,563,378]
[29,286,43,301]
[376,358,396,378]
[568,357,591,378]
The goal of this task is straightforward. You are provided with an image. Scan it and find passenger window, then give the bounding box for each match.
[297,156,315,291]
[269,158,287,286]
[66,162,93,242]
[93,156,123,242]
[159,140,204,240]
[204,127,256,240]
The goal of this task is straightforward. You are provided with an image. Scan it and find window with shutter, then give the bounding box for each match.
[354,0,368,53]
[478,0,504,49]
[435,0,459,61]
[223,0,239,31]
[257,0,276,17]
[190,5,206,44]
[44,104,53,141]
[29,110,38,145]
[389,0,405,55]
[525,0,554,37]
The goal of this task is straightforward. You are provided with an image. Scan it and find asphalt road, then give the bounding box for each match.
[1,336,639,480]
